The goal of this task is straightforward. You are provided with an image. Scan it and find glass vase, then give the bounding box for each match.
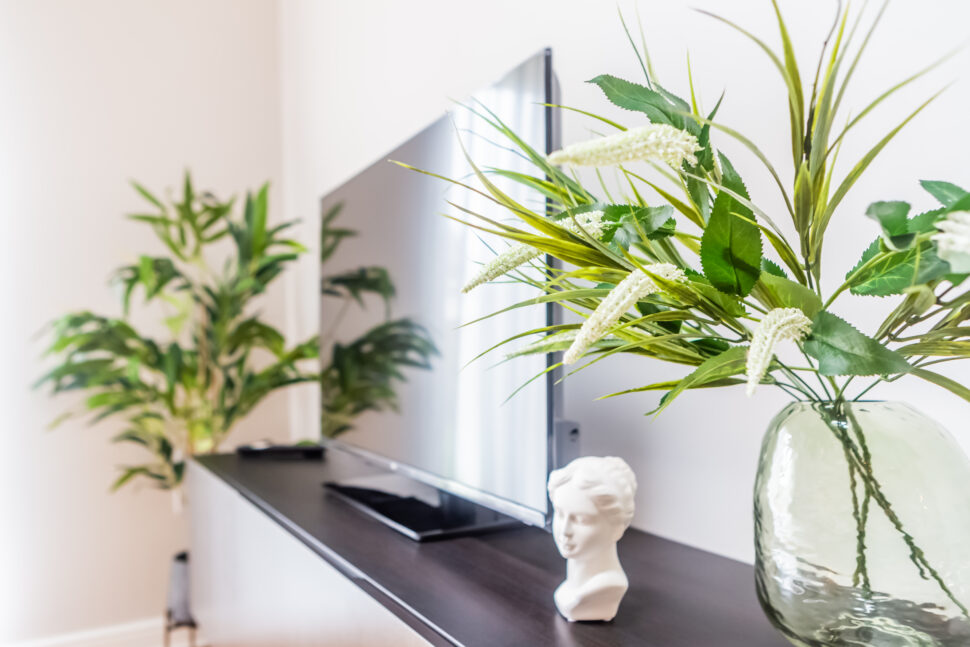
[754,401,970,646]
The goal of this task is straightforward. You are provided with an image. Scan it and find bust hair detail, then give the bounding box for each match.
[548,456,637,531]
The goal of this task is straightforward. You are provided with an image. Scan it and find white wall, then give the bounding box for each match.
[6,2,969,642]
[279,0,970,564]
[0,0,284,642]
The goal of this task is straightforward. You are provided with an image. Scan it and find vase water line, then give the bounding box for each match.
[754,401,970,646]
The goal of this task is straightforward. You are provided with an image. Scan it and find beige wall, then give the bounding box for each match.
[278,0,970,564]
[0,0,283,642]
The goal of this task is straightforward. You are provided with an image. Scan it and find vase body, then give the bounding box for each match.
[754,401,970,646]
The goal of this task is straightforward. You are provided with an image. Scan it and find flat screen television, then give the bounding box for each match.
[319,50,571,539]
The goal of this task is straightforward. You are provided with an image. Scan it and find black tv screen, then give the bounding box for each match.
[319,50,561,527]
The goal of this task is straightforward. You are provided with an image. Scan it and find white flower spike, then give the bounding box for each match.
[462,211,605,293]
[548,125,701,169]
[563,264,686,365]
[746,308,814,397]
[933,211,970,273]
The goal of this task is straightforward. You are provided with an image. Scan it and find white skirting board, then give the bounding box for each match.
[6,617,204,647]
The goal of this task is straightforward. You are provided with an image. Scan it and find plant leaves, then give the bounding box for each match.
[848,242,950,297]
[803,311,911,376]
[754,273,822,317]
[865,201,915,250]
[700,154,762,296]
[921,180,969,207]
[587,74,691,131]
[601,205,675,251]
[653,346,748,414]
[761,259,787,278]
[911,368,970,403]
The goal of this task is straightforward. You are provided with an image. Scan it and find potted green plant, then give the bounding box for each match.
[405,3,970,644]
[37,174,318,489]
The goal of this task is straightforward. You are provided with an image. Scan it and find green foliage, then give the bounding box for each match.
[753,273,822,317]
[865,201,916,251]
[921,180,968,207]
[37,174,318,490]
[320,319,436,438]
[652,346,749,414]
[318,204,438,438]
[403,3,968,413]
[588,74,697,134]
[804,312,911,377]
[600,205,675,252]
[700,154,763,297]
[848,242,949,297]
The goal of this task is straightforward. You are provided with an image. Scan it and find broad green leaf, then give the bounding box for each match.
[848,242,949,297]
[601,205,675,251]
[804,311,911,376]
[865,201,914,250]
[587,74,688,131]
[754,273,822,317]
[654,346,748,414]
[921,180,969,208]
[700,154,762,296]
[686,176,712,222]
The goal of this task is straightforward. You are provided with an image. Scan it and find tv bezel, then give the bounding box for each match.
[320,48,562,529]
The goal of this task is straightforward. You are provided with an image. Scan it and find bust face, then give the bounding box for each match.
[550,481,617,560]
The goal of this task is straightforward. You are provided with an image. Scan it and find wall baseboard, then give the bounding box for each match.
[7,617,204,647]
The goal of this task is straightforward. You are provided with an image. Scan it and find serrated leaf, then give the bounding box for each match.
[921,180,969,207]
[587,74,687,130]
[761,259,787,278]
[804,311,911,376]
[848,242,949,296]
[700,154,762,296]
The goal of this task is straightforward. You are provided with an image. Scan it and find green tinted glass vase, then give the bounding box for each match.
[754,401,970,646]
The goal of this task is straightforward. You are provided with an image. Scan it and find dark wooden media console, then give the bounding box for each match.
[195,453,787,647]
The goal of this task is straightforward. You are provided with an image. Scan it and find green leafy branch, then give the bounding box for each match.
[37,174,318,490]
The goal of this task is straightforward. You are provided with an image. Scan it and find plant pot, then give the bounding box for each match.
[754,401,970,646]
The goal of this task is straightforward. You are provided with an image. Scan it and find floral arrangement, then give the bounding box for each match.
[403,2,968,414]
[401,3,970,630]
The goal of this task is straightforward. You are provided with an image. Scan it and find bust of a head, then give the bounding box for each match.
[548,456,637,559]
[547,456,637,622]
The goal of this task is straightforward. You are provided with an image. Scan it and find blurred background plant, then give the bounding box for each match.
[318,202,437,438]
[36,174,318,490]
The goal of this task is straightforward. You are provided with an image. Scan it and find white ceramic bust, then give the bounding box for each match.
[547,456,637,622]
